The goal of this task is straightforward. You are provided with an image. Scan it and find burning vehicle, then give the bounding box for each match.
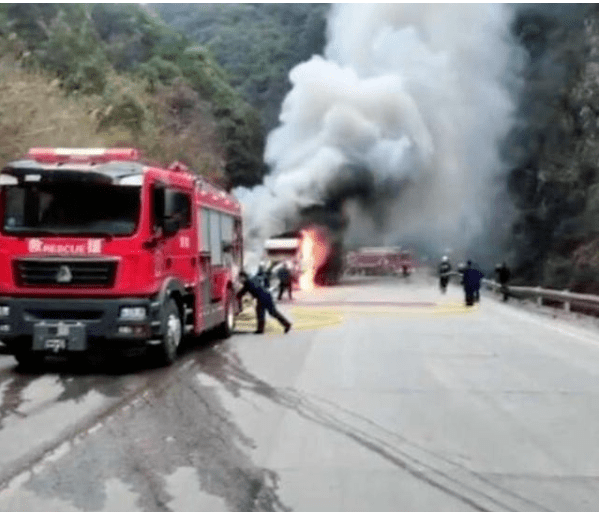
[262,233,301,288]
[263,226,342,290]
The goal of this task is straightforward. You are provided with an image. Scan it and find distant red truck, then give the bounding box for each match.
[345,247,413,276]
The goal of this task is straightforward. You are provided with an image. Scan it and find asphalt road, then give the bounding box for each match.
[1,270,599,511]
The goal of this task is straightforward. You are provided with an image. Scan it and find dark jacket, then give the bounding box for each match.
[463,267,484,293]
[255,268,270,289]
[496,265,510,285]
[278,266,292,285]
[236,277,273,304]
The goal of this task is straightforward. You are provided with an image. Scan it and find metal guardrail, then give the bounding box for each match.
[482,279,599,313]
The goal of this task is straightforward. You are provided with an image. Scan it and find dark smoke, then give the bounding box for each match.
[293,164,411,283]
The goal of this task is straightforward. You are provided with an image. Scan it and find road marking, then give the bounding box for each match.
[234,300,479,334]
[335,301,479,318]
[295,300,437,307]
[234,307,344,334]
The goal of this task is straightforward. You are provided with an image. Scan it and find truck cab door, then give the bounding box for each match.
[153,183,196,281]
[150,182,167,277]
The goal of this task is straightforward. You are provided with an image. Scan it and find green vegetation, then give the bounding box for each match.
[505,4,599,290]
[0,59,104,163]
[0,3,267,188]
[153,4,329,132]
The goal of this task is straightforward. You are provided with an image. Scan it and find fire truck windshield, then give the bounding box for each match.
[2,181,141,236]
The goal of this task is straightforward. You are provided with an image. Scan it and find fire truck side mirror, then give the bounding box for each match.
[153,184,166,231]
[163,217,180,236]
[222,242,233,253]
[152,183,179,237]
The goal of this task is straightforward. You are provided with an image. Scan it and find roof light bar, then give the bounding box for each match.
[27,148,140,164]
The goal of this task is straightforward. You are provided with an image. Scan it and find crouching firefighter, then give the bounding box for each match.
[237,271,292,334]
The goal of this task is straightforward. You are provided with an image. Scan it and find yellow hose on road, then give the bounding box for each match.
[233,299,478,335]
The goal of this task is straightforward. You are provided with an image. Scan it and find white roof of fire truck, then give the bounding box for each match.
[0,147,147,184]
[1,148,241,213]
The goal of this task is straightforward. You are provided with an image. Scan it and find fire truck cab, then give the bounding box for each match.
[0,148,243,367]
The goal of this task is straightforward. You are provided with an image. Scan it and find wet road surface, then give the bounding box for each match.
[1,271,599,511]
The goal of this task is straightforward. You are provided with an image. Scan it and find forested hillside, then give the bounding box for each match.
[153,4,329,132]
[0,3,266,188]
[506,5,599,292]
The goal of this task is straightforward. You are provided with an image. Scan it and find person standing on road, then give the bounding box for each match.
[462,260,484,306]
[438,255,452,293]
[495,262,511,302]
[237,271,292,334]
[277,262,293,301]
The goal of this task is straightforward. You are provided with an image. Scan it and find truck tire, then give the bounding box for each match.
[14,350,45,371]
[153,298,182,366]
[217,290,235,339]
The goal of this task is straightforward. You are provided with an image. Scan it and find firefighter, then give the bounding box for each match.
[438,255,451,293]
[462,260,484,306]
[277,261,293,301]
[237,271,292,334]
[495,262,511,301]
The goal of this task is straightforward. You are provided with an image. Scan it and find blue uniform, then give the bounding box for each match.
[237,277,273,304]
[463,267,483,305]
[237,276,291,333]
[277,266,293,300]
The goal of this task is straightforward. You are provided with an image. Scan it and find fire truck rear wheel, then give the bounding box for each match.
[154,298,182,366]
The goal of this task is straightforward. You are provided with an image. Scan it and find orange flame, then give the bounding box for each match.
[299,227,330,291]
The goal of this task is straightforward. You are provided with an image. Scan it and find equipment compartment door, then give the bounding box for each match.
[199,208,216,317]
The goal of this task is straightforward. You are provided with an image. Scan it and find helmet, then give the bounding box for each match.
[442,255,448,262]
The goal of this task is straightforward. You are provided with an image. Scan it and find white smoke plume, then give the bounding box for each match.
[234,4,524,265]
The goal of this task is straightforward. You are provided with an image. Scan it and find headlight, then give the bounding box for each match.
[0,306,10,317]
[119,307,146,320]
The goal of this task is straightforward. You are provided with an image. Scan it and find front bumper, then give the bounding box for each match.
[0,296,162,352]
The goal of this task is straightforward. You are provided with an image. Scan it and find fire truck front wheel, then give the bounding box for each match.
[218,289,235,339]
[14,349,45,371]
[152,298,182,366]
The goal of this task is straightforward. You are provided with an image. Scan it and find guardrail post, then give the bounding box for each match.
[564,289,570,312]
[536,287,542,307]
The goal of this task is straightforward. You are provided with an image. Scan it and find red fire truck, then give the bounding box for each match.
[0,148,243,367]
[345,247,413,276]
